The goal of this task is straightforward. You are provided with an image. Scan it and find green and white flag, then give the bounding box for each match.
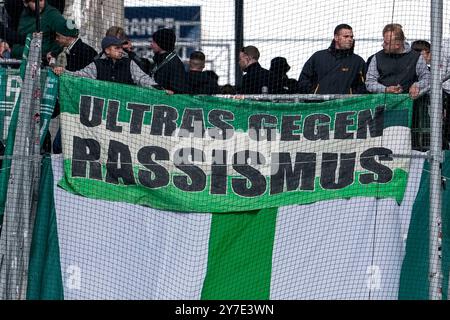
[26,151,450,300]
[0,35,59,221]
[58,74,413,212]
[26,75,448,299]
[0,68,22,143]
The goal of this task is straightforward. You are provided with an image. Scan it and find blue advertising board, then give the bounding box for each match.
[124,6,201,60]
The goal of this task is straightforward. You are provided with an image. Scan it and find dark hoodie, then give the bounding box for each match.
[11,2,67,59]
[4,0,65,30]
[268,57,298,94]
[188,70,220,94]
[237,62,270,94]
[152,51,190,93]
[297,40,367,94]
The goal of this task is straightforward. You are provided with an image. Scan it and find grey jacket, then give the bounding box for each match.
[66,56,157,88]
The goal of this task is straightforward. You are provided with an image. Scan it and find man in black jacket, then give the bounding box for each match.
[150,28,189,93]
[298,24,366,94]
[268,57,298,94]
[187,50,219,94]
[48,19,97,154]
[237,45,270,94]
[48,19,97,71]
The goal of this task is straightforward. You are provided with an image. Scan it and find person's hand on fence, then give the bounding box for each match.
[0,41,11,59]
[52,66,65,76]
[409,83,420,99]
[385,84,403,94]
[165,89,175,95]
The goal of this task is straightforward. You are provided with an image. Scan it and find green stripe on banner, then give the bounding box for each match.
[384,109,411,128]
[59,160,409,212]
[201,208,277,299]
[398,159,429,299]
[398,150,450,300]
[27,156,64,300]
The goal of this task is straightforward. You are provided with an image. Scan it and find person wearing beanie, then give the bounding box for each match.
[298,24,367,94]
[52,35,156,88]
[268,57,298,94]
[152,28,176,52]
[11,0,68,60]
[150,28,189,93]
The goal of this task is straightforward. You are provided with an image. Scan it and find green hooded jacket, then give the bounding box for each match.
[11,3,65,59]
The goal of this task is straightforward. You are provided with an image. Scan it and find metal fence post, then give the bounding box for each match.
[429,0,443,300]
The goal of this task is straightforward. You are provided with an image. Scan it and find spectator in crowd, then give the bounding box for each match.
[1,0,65,47]
[52,36,156,88]
[442,37,450,95]
[365,23,430,98]
[237,45,270,94]
[221,84,236,94]
[204,70,219,83]
[150,28,189,93]
[0,41,11,59]
[48,19,97,154]
[298,24,366,94]
[268,56,298,94]
[187,50,220,94]
[411,40,431,67]
[48,19,97,71]
[105,26,152,74]
[11,0,68,60]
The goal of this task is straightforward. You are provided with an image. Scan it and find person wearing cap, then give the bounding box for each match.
[298,24,367,94]
[105,26,152,74]
[150,28,189,93]
[268,57,298,94]
[48,19,97,154]
[53,36,156,88]
[48,19,97,71]
[11,0,68,59]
